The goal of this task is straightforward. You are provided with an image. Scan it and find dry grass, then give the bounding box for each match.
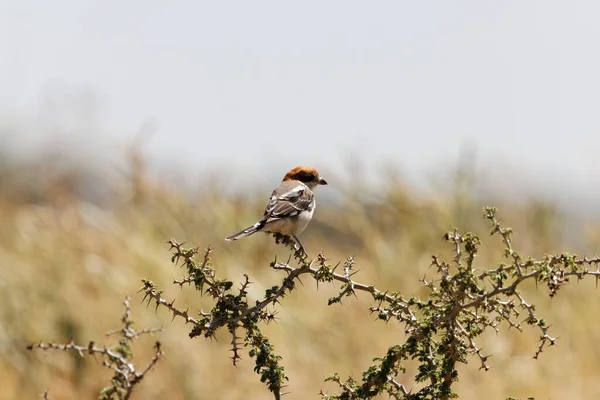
[2,149,600,400]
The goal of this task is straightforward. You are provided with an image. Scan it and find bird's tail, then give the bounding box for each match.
[224,221,265,241]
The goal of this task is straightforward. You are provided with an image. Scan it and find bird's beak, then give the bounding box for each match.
[318,177,328,185]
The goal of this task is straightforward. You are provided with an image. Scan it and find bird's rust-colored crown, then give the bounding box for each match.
[282,166,327,186]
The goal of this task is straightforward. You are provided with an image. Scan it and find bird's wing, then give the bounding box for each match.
[263,181,314,222]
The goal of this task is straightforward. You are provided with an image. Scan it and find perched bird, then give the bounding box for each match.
[225,165,328,253]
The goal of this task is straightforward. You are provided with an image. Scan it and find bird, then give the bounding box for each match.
[225,165,328,254]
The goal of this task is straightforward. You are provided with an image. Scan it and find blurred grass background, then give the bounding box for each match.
[1,141,600,400]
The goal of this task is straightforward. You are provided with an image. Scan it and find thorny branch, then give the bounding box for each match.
[138,208,600,400]
[28,297,163,400]
[323,207,600,400]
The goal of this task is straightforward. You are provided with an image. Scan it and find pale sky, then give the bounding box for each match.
[1,1,600,207]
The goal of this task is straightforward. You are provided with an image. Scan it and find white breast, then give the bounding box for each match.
[294,206,315,235]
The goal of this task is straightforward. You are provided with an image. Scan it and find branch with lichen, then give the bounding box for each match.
[140,240,289,400]
[321,207,600,400]
[27,297,163,400]
[137,208,600,400]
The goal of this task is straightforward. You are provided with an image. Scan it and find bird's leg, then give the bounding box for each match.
[291,235,307,259]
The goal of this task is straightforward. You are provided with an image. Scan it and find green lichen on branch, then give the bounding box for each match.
[141,208,600,400]
[321,207,600,400]
[141,239,294,400]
